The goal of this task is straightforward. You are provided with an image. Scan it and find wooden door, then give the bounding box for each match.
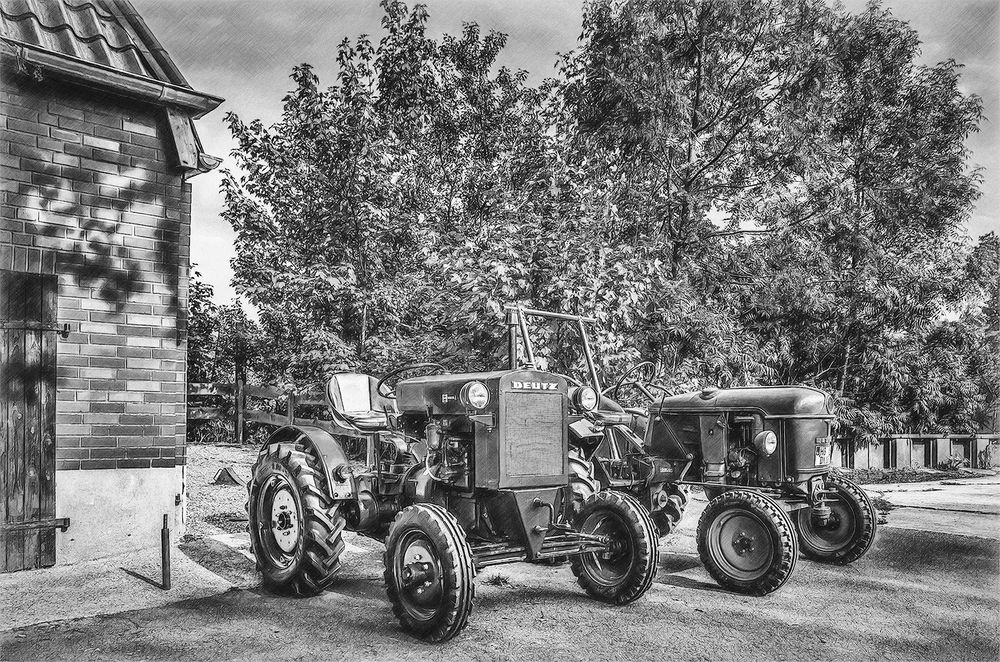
[1,270,58,572]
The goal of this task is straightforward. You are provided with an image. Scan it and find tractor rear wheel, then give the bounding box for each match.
[697,490,797,595]
[796,476,877,564]
[248,440,346,595]
[384,503,476,642]
[571,491,659,605]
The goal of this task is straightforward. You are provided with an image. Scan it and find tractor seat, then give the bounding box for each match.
[325,373,396,432]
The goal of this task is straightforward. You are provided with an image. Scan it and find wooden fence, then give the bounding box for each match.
[187,381,337,444]
[186,382,1000,469]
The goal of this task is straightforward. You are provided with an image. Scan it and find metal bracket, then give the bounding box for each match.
[0,321,70,338]
[14,45,44,81]
[1,518,70,533]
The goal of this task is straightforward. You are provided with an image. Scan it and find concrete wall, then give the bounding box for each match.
[838,436,1000,470]
[55,466,185,565]
[1,72,191,565]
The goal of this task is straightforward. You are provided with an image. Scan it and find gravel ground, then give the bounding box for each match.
[183,444,256,541]
[2,445,995,661]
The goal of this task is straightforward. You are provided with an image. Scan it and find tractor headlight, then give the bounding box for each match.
[754,430,778,456]
[572,386,599,412]
[460,381,490,409]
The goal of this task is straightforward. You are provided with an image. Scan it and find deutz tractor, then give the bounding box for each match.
[644,384,877,595]
[503,305,877,596]
[503,306,689,536]
[246,363,659,641]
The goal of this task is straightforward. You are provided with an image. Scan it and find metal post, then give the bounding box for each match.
[235,377,245,445]
[515,308,536,369]
[161,514,171,590]
[577,319,601,392]
[506,308,518,370]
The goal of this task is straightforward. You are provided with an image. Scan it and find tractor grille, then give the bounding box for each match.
[503,391,564,477]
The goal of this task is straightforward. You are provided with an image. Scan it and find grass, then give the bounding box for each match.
[869,494,895,525]
[483,573,513,587]
[834,466,987,485]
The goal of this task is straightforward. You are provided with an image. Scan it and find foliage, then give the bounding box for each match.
[216,0,997,439]
[186,269,263,443]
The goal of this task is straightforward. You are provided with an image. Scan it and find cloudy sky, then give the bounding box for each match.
[136,0,999,303]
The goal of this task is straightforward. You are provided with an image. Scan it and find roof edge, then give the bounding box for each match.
[104,0,191,89]
[1,37,223,117]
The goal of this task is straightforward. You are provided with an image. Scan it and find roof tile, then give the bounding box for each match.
[1,0,153,78]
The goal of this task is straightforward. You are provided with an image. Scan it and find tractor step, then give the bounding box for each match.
[472,532,607,568]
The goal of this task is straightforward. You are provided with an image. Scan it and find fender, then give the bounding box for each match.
[262,425,355,500]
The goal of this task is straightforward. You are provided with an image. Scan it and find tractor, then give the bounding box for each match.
[642,383,877,595]
[246,363,659,641]
[503,305,877,596]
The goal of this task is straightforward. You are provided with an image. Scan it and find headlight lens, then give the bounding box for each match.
[460,381,490,409]
[754,430,778,456]
[573,386,599,412]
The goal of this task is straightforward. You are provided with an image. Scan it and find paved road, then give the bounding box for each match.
[870,473,1000,540]
[2,481,998,662]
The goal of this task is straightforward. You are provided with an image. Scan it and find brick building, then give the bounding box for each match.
[0,0,221,570]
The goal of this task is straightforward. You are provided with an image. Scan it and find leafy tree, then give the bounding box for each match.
[735,4,986,440]
[187,268,221,384]
[223,0,552,383]
[218,0,995,439]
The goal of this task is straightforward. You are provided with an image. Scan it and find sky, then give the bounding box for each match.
[137,0,1000,304]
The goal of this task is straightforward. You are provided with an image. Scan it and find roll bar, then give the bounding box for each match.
[504,305,602,392]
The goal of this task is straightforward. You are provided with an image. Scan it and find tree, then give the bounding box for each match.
[735,4,986,440]
[187,268,221,384]
[219,0,994,438]
[223,0,553,382]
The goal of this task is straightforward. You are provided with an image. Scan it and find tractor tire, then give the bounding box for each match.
[568,448,599,516]
[651,484,689,537]
[384,503,476,642]
[248,441,346,595]
[796,476,877,565]
[697,490,797,596]
[571,490,659,605]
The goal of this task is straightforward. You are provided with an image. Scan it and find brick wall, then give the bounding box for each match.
[0,74,190,471]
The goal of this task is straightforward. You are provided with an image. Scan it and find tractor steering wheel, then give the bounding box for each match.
[376,362,448,399]
[602,361,666,403]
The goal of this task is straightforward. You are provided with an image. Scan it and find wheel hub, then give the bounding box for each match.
[401,561,435,587]
[731,531,756,556]
[397,536,444,614]
[270,488,299,553]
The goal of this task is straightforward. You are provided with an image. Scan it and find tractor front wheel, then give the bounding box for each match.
[384,503,476,642]
[650,484,689,537]
[571,491,659,605]
[796,476,877,564]
[568,448,599,516]
[697,490,797,595]
[248,440,346,595]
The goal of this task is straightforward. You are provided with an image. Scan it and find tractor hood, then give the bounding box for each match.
[396,370,567,416]
[650,385,834,419]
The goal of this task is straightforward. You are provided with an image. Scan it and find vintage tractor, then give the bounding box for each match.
[643,385,877,594]
[502,305,877,596]
[503,306,689,537]
[246,363,659,641]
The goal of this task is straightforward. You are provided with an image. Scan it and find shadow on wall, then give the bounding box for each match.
[2,96,186,400]
[13,108,184,319]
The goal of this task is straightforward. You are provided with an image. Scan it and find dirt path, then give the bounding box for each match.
[3,446,995,661]
[2,524,997,661]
